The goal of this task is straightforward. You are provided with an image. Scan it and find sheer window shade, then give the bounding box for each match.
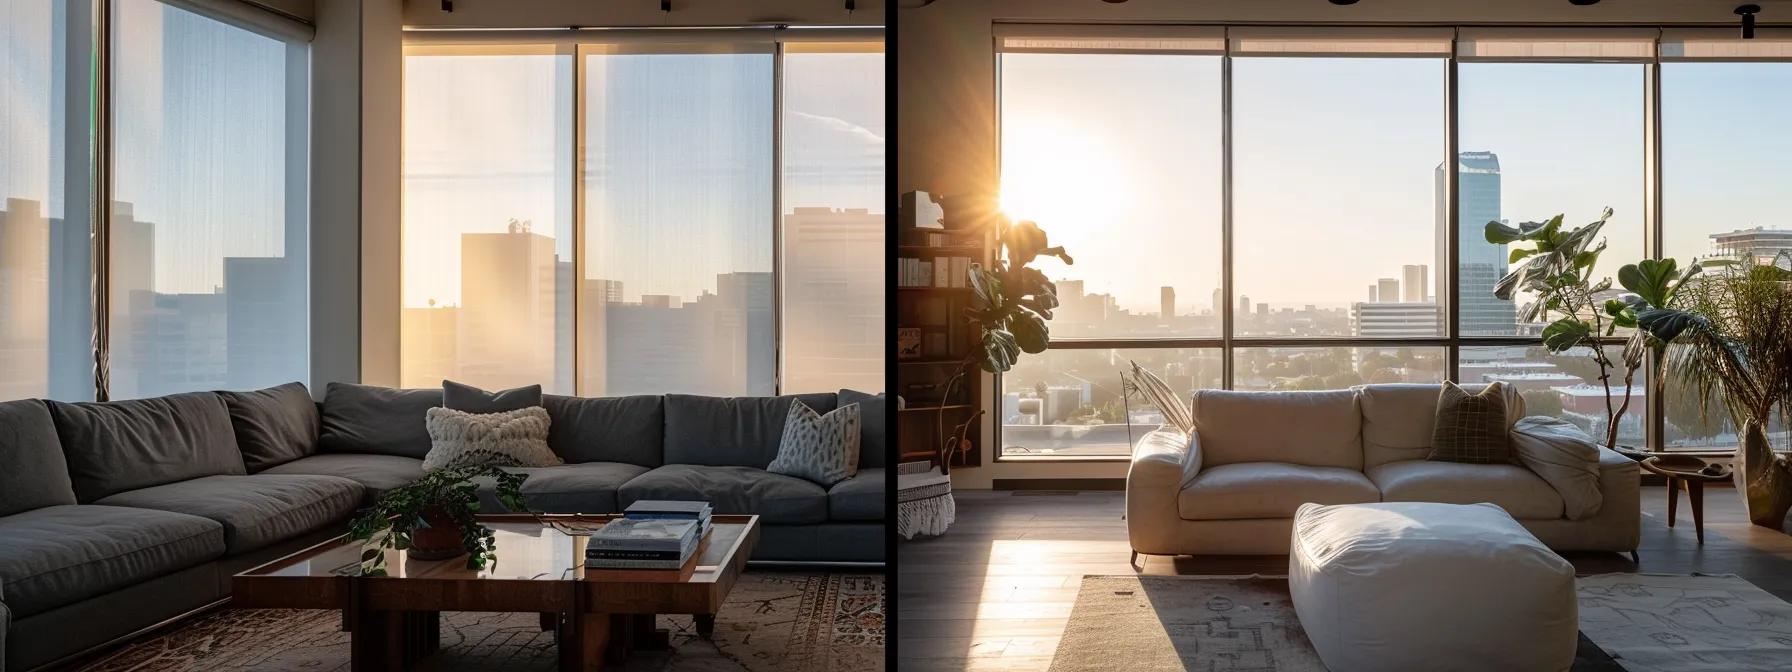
[157,0,312,42]
[1661,28,1792,61]
[1456,27,1657,62]
[995,24,1224,55]
[1228,27,1452,57]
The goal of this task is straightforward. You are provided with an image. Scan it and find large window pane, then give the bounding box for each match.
[1001,348,1222,457]
[1233,347,1445,391]
[1460,345,1646,448]
[781,44,884,394]
[401,46,573,393]
[1,0,90,401]
[1234,58,1445,337]
[1660,62,1792,451]
[1457,63,1645,337]
[110,0,306,398]
[999,52,1222,338]
[580,47,773,396]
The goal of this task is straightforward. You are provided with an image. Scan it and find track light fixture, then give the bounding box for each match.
[1569,0,1600,6]
[1737,4,1761,39]
[1329,0,1360,5]
[661,0,671,13]
[440,0,452,12]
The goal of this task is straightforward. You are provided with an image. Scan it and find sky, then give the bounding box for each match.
[998,53,1792,316]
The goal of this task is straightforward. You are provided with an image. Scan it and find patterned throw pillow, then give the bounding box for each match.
[766,401,861,487]
[423,406,563,471]
[1428,381,1513,464]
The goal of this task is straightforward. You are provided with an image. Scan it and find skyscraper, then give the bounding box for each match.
[1237,295,1250,318]
[1402,264,1428,303]
[458,222,558,390]
[1160,286,1175,320]
[1377,278,1400,304]
[1211,287,1223,317]
[1439,151,1517,335]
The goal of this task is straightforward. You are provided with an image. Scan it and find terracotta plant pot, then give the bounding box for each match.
[407,506,468,561]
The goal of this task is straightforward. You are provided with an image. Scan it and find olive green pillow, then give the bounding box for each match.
[1428,381,1512,464]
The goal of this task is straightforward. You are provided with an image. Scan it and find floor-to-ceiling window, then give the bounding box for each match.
[0,0,308,403]
[401,29,884,398]
[995,25,1789,458]
[0,0,92,402]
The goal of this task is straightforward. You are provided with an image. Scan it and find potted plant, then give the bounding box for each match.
[347,462,529,575]
[1486,208,1649,457]
[1619,256,1792,528]
[933,209,1073,469]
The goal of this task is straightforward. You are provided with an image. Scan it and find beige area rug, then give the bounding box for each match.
[76,572,883,672]
[1044,574,1785,671]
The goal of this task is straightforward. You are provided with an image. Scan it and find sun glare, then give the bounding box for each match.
[999,114,1133,229]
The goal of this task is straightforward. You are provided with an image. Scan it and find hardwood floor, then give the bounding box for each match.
[895,486,1792,671]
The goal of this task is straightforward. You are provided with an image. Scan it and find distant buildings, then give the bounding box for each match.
[1351,301,1441,338]
[1402,264,1428,303]
[1709,226,1792,268]
[1160,286,1175,320]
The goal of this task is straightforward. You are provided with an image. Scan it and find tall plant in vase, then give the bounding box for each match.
[934,215,1073,470]
[1487,207,1648,454]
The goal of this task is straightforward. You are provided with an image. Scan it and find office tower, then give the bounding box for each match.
[1403,264,1428,302]
[1238,295,1250,318]
[1211,287,1223,316]
[783,207,884,393]
[1367,284,1378,302]
[1439,151,1517,334]
[459,222,558,390]
[1160,286,1175,319]
[1709,227,1792,268]
[225,256,303,390]
[1256,302,1268,318]
[1352,301,1442,337]
[1377,278,1400,304]
[0,198,49,399]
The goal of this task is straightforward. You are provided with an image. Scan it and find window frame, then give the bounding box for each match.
[399,27,884,397]
[993,24,1783,461]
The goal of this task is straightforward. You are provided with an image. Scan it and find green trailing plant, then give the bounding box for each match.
[1618,256,1792,527]
[347,461,529,575]
[934,215,1073,467]
[1487,207,1644,450]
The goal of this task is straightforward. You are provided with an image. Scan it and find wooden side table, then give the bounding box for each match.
[1641,455,1733,544]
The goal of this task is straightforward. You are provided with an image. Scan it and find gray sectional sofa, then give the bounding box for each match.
[0,382,886,671]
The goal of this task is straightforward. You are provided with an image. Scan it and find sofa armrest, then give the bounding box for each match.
[1595,446,1640,473]
[1127,429,1193,554]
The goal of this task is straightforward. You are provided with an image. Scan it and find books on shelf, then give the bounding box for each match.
[897,256,972,288]
[585,518,701,569]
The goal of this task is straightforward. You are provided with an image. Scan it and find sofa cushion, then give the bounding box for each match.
[618,464,828,525]
[0,399,77,517]
[475,462,652,514]
[1367,460,1565,520]
[839,389,886,470]
[663,393,838,468]
[47,392,246,502]
[259,453,424,505]
[0,505,225,618]
[218,382,320,472]
[1429,382,1514,464]
[827,468,885,521]
[1178,462,1380,521]
[95,474,363,555]
[1190,389,1362,470]
[443,380,542,414]
[540,394,663,467]
[318,383,442,459]
[1357,383,1527,468]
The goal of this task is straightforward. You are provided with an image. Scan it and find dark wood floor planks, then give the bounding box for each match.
[896,487,1792,671]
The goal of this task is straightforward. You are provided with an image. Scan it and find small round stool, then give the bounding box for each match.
[1641,455,1732,544]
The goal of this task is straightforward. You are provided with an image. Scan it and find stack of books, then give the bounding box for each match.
[624,500,713,537]
[585,518,701,570]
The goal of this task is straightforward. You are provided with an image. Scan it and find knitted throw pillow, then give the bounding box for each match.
[1428,381,1513,464]
[422,406,563,471]
[766,401,861,487]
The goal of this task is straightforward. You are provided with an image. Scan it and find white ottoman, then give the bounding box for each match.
[1289,502,1577,672]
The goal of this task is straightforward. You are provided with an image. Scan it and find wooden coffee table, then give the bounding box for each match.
[234,513,759,671]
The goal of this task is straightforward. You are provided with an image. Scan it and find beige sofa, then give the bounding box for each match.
[1126,384,1640,557]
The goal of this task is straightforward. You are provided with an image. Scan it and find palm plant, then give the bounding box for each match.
[1487,208,1645,450]
[1619,257,1792,527]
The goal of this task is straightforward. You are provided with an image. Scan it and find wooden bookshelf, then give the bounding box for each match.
[895,224,993,469]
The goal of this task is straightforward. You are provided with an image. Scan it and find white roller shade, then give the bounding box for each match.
[1228,27,1452,57]
[1457,27,1657,62]
[994,24,1225,55]
[159,0,312,42]
[1661,27,1792,61]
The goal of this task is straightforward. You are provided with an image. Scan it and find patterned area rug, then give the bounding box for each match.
[1578,572,1792,671]
[1047,575,1637,671]
[77,572,883,672]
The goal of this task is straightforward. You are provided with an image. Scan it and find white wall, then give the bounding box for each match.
[896,0,1783,488]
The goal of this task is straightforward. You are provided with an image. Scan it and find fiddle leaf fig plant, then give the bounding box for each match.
[966,219,1074,372]
[347,462,529,576]
[1487,207,1642,450]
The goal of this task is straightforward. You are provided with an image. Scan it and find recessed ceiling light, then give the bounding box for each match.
[1570,0,1600,6]
[1330,0,1360,5]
